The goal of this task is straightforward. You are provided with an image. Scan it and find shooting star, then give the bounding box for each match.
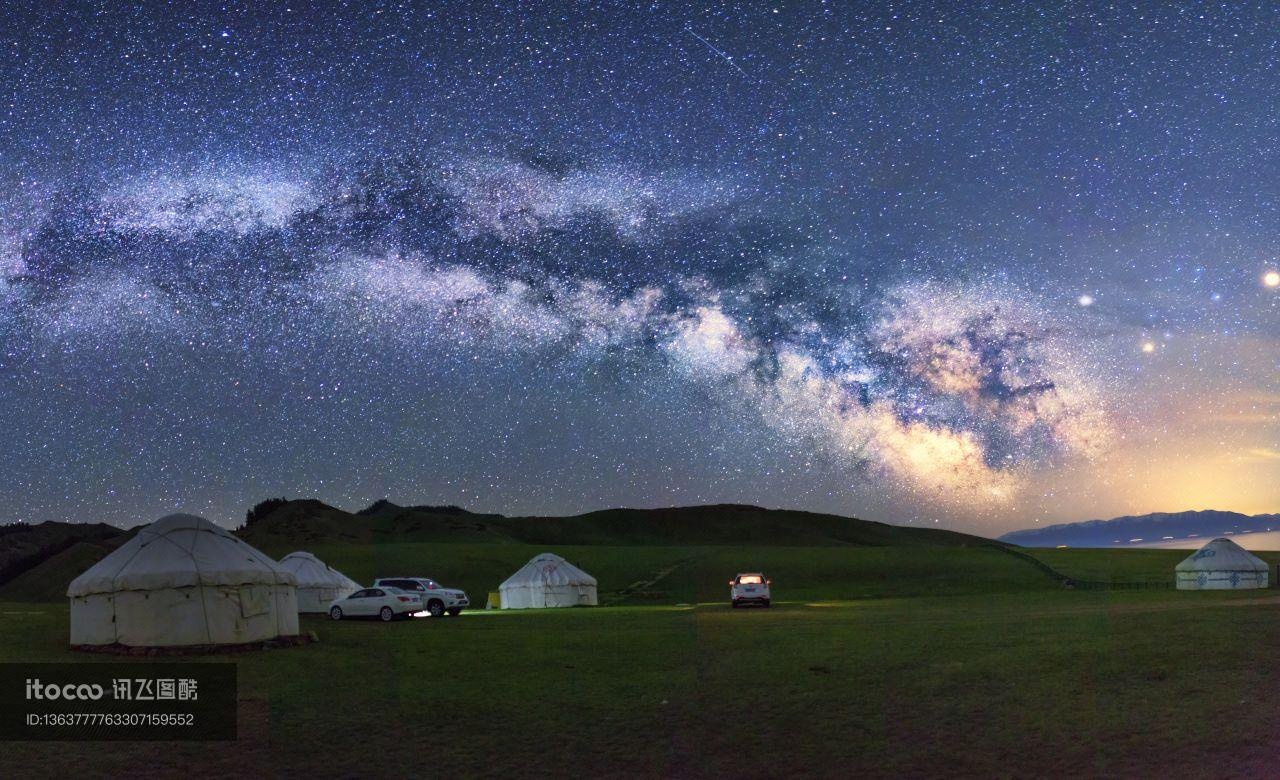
[685,27,752,80]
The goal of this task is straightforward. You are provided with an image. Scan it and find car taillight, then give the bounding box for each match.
[397,596,411,602]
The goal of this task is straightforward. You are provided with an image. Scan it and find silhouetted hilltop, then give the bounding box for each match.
[237,499,994,548]
[0,521,135,599]
[356,499,486,517]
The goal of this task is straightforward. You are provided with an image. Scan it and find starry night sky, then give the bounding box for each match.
[1,2,1276,534]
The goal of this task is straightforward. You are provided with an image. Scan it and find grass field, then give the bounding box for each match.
[0,541,1059,605]
[3,587,1280,777]
[258,541,1062,605]
[3,538,1279,777]
[1027,547,1280,584]
[2,535,1280,778]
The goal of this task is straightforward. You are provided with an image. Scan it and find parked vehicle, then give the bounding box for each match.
[328,587,423,621]
[373,577,470,616]
[729,573,771,608]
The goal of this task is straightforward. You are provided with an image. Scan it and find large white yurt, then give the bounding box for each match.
[499,553,598,609]
[278,551,360,613]
[67,514,299,647]
[1175,537,1270,590]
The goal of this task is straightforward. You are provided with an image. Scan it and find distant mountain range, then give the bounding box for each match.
[999,510,1280,548]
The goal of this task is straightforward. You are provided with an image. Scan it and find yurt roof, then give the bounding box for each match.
[1175,537,1268,573]
[68,514,297,597]
[500,553,597,589]
[279,551,359,589]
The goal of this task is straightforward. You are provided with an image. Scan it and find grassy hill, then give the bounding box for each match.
[238,499,514,546]
[0,499,1040,604]
[237,499,1001,549]
[1027,547,1280,584]
[0,522,133,601]
[0,521,126,576]
[0,542,118,602]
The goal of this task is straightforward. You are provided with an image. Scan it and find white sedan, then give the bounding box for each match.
[328,587,423,621]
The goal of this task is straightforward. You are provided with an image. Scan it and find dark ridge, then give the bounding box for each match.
[357,499,402,516]
[405,504,501,518]
[286,498,342,513]
[245,497,290,527]
[0,522,133,589]
[358,499,499,518]
[0,520,118,538]
[233,498,1002,549]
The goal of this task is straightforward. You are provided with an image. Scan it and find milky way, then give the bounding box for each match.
[1,3,1276,532]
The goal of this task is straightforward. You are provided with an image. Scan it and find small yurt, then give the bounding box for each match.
[1175,537,1270,590]
[278,551,360,613]
[499,553,598,609]
[67,514,299,647]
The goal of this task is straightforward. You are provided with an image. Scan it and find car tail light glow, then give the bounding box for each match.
[397,596,411,602]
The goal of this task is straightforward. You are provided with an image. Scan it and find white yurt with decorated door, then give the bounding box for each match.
[1175,537,1270,590]
[499,553,598,609]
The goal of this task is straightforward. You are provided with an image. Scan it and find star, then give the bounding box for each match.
[0,2,1274,538]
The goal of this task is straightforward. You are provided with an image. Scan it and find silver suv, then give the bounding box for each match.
[373,577,469,617]
[730,572,771,608]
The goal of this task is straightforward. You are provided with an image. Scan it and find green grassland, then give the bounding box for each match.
[1025,547,1190,582]
[0,541,1057,606]
[1027,547,1280,583]
[2,588,1279,777]
[254,541,1060,605]
[3,504,1280,777]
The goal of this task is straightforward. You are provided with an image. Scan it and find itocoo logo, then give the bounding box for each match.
[25,678,105,701]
